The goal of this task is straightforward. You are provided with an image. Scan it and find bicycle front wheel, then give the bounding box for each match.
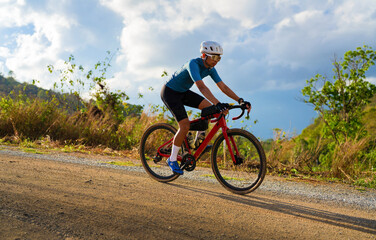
[139,123,180,182]
[211,129,266,194]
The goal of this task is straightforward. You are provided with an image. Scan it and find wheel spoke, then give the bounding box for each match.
[140,123,180,182]
[211,129,266,194]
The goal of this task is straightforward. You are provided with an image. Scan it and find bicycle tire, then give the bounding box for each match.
[139,123,180,182]
[211,128,266,194]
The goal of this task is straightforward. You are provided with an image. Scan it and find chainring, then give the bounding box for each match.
[180,153,196,171]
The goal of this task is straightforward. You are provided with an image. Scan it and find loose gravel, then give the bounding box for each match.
[1,145,375,211]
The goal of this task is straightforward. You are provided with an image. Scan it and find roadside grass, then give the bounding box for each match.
[201,174,216,179]
[200,174,245,181]
[0,97,375,189]
[354,177,376,189]
[106,161,142,167]
[21,148,46,154]
[265,129,376,189]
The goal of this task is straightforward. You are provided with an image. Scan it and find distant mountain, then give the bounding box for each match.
[0,75,30,95]
[0,75,85,112]
[0,75,143,117]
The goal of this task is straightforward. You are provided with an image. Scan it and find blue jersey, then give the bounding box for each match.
[166,58,222,92]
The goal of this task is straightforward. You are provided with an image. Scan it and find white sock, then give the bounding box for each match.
[170,145,180,162]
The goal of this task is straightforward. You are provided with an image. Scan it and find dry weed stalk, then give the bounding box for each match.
[332,137,369,181]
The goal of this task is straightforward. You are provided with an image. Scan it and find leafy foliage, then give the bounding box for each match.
[265,46,376,187]
[47,52,133,121]
[302,45,376,143]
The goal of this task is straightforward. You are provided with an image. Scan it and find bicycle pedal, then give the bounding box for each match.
[153,155,162,163]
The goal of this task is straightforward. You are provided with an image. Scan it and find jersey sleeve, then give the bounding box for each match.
[210,68,222,83]
[187,60,202,82]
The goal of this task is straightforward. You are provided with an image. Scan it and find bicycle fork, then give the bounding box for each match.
[222,129,243,165]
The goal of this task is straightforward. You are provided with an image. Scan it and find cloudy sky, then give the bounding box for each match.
[1,0,376,139]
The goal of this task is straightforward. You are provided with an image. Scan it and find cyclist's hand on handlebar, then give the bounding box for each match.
[215,102,229,112]
[238,98,251,113]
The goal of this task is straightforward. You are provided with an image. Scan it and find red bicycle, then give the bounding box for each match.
[139,104,266,194]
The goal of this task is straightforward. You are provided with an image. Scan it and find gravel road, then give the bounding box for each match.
[1,145,375,210]
[1,145,376,240]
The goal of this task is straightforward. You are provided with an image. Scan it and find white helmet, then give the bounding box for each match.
[200,41,223,55]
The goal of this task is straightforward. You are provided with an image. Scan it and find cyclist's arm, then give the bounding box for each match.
[216,81,241,103]
[195,80,220,105]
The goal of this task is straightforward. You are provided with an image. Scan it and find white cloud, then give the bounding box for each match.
[368,77,376,85]
[268,10,330,69]
[2,0,376,98]
[0,61,6,75]
[0,0,28,27]
[96,0,376,100]
[0,1,73,86]
[0,0,105,89]
[0,47,10,57]
[99,0,275,97]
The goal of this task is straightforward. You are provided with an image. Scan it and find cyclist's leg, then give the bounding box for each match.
[163,88,208,148]
[182,90,210,110]
[161,85,189,174]
[166,118,189,175]
[198,99,212,110]
[183,92,212,150]
[161,85,190,149]
[173,118,190,148]
[161,87,210,173]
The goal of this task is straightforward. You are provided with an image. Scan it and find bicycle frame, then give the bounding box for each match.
[141,104,266,194]
[157,112,241,164]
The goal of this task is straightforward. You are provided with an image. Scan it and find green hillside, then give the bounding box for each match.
[0,75,41,98]
[0,75,142,116]
[300,94,376,139]
[0,75,19,94]
[0,75,84,112]
[363,95,376,137]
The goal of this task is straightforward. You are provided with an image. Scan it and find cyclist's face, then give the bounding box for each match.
[205,54,220,67]
[207,54,221,62]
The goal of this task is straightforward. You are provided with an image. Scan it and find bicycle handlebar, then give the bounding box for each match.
[228,105,245,120]
[203,104,250,122]
[228,104,250,120]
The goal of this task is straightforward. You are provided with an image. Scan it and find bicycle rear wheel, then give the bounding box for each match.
[139,123,180,182]
[211,128,266,194]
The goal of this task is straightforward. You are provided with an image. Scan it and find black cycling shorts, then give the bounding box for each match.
[161,84,205,122]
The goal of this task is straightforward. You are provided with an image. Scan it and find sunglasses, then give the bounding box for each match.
[206,54,221,62]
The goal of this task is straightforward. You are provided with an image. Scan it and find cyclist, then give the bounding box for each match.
[161,40,251,175]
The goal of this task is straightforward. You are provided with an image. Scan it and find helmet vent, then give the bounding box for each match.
[200,41,223,55]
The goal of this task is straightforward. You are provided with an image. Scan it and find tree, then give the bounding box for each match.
[302,45,376,143]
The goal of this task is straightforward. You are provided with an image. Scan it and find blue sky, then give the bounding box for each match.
[1,0,376,139]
